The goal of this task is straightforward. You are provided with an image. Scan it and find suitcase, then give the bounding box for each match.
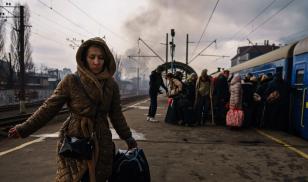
[226,108,244,127]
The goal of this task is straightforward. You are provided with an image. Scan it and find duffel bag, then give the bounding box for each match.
[109,148,151,182]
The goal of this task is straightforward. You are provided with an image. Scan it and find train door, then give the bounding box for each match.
[292,61,308,140]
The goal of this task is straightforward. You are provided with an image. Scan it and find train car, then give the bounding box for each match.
[291,37,308,140]
[210,37,308,140]
[227,43,297,80]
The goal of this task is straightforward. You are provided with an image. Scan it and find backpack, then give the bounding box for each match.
[109,148,151,182]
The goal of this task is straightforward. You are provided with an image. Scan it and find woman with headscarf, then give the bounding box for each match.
[229,75,242,110]
[226,75,244,128]
[164,73,183,124]
[8,37,137,182]
[195,69,211,126]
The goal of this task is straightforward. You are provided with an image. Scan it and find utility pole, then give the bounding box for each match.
[137,67,139,96]
[19,6,26,113]
[1,4,27,113]
[170,29,175,73]
[185,34,189,78]
[165,33,169,64]
[165,33,169,74]
[186,34,189,65]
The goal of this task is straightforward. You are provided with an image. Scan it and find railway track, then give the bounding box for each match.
[0,95,148,134]
[0,100,44,113]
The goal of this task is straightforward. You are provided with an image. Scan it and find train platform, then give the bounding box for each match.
[0,95,308,181]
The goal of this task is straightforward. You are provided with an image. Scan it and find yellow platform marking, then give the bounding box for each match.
[256,129,308,160]
[0,137,45,157]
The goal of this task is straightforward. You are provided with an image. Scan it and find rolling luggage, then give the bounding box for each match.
[226,108,244,127]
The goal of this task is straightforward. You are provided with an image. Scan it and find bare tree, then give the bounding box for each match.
[10,3,33,73]
[39,63,48,74]
[3,53,15,89]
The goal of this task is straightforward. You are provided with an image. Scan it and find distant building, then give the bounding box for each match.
[59,68,73,80]
[0,65,72,105]
[47,68,72,88]
[231,40,280,67]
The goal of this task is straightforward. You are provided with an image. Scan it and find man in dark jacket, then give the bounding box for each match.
[147,66,168,122]
[213,70,230,125]
[263,72,289,130]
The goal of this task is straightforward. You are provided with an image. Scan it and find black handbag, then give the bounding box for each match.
[59,135,93,160]
[58,73,100,160]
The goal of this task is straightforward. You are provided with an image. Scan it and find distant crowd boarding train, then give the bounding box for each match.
[213,37,308,140]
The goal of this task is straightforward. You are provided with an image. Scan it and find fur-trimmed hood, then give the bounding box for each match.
[76,37,116,80]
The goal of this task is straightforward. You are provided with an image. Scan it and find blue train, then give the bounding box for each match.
[220,37,308,140]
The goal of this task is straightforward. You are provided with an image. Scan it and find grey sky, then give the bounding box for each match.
[1,0,307,77]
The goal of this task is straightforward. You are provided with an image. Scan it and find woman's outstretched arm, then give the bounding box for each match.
[10,75,71,138]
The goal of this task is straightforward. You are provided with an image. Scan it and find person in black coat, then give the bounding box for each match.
[213,70,230,125]
[263,72,289,130]
[147,66,168,122]
[241,77,255,128]
[255,74,271,127]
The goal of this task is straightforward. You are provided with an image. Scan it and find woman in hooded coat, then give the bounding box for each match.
[8,37,137,182]
[229,75,242,110]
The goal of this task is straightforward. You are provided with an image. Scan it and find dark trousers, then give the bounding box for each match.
[195,95,210,125]
[148,92,158,117]
[214,98,227,126]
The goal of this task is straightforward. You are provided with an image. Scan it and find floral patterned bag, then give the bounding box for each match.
[226,108,244,127]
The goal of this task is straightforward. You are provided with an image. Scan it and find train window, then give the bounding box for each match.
[296,69,304,84]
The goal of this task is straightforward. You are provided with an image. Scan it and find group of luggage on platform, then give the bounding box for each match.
[147,66,289,130]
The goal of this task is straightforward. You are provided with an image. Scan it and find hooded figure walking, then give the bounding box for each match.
[8,37,137,182]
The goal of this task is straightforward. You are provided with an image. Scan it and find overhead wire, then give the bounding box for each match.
[228,0,277,41]
[31,10,87,38]
[32,31,67,46]
[0,6,16,17]
[66,0,131,44]
[37,0,95,37]
[242,0,296,40]
[191,0,220,57]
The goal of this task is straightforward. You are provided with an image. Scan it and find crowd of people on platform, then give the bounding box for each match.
[147,66,289,131]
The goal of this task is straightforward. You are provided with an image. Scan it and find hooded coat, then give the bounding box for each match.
[15,38,132,181]
[229,75,242,109]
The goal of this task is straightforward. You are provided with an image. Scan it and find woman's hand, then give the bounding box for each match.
[125,137,137,149]
[8,127,21,138]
